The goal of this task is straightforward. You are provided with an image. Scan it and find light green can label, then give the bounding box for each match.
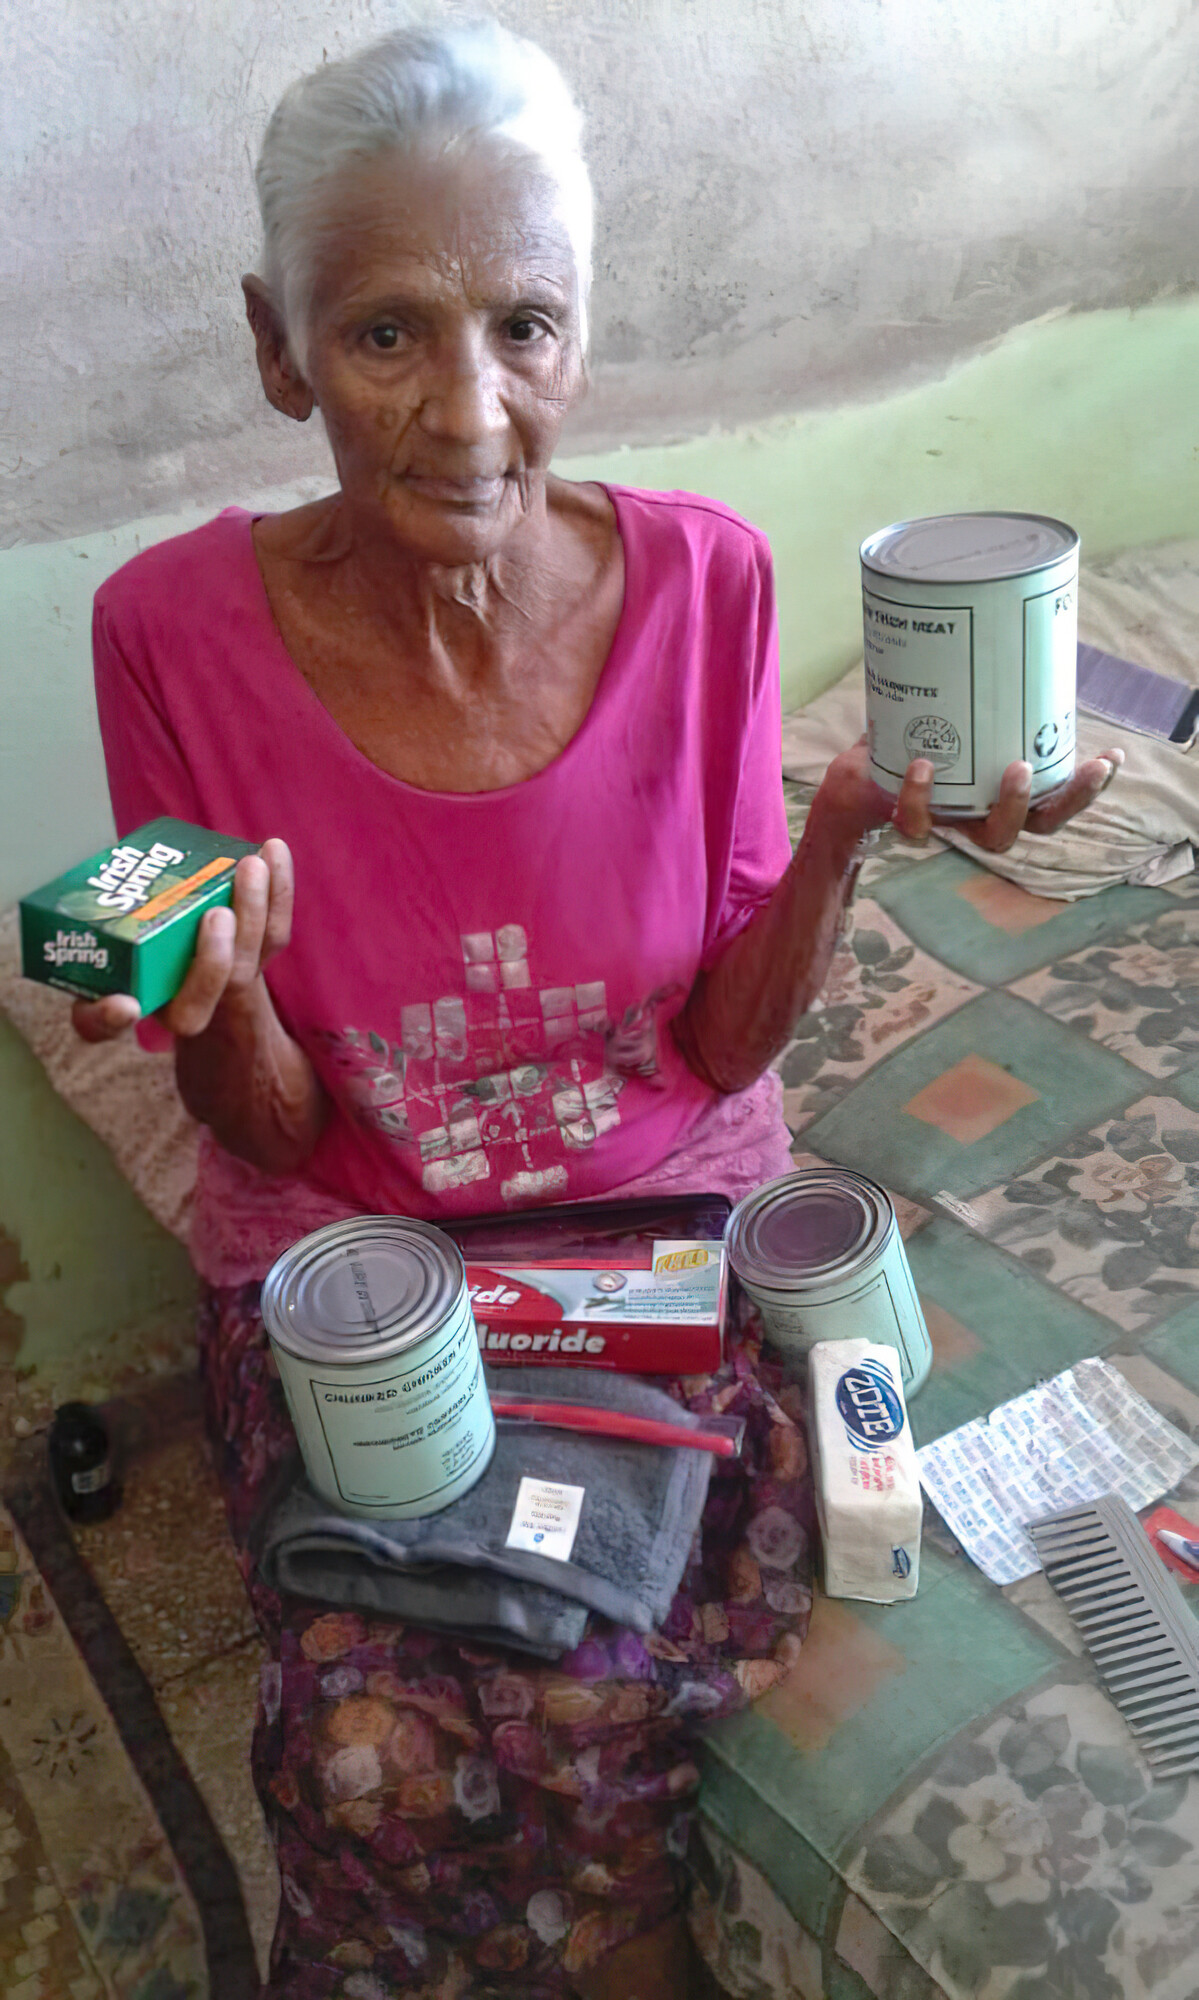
[746,1244,931,1395]
[863,588,976,791]
[273,1293,496,1519]
[308,1310,491,1511]
[264,1217,496,1522]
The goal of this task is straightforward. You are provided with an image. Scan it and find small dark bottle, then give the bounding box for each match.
[48,1403,121,1524]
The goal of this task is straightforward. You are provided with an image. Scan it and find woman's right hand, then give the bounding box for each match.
[72,838,295,1044]
[72,839,326,1174]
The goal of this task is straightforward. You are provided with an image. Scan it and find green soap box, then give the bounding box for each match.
[20,818,259,1015]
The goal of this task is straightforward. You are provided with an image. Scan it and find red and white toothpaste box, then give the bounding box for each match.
[466,1240,727,1374]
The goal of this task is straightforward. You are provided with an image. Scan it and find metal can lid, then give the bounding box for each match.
[726,1170,892,1292]
[261,1216,467,1366]
[861,512,1079,584]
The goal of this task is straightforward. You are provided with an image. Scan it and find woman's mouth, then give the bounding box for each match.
[400,473,509,507]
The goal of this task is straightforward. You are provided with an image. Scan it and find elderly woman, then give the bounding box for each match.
[78,23,1120,1998]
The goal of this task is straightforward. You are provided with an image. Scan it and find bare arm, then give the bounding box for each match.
[73,840,328,1176]
[673,805,863,1093]
[675,740,1123,1096]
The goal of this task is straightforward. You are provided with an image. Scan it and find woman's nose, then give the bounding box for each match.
[417,332,507,446]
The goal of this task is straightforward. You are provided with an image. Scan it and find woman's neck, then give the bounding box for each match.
[265,484,572,671]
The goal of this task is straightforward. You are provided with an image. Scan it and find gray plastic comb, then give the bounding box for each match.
[1028,1495,1199,1780]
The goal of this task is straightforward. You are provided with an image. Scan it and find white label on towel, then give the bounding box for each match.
[506,1477,585,1562]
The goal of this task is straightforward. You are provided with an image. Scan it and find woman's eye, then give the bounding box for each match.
[368,325,400,350]
[507,318,546,345]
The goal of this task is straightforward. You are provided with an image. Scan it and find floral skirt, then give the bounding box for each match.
[197,1284,814,1998]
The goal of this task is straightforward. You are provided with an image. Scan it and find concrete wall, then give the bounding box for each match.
[6,0,1199,546]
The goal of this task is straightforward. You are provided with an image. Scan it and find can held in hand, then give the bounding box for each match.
[725,1169,932,1393]
[862,511,1079,818]
[262,1217,495,1520]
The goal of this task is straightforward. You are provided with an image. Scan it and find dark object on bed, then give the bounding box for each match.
[1077,643,1199,746]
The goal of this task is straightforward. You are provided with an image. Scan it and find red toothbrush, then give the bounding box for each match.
[490,1395,740,1458]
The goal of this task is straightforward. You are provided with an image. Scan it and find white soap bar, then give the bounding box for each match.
[809,1339,921,1602]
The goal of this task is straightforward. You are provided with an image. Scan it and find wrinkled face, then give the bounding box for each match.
[296,144,585,564]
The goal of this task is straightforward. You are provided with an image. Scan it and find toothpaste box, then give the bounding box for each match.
[809,1338,922,1602]
[467,1240,727,1374]
[20,818,259,1015]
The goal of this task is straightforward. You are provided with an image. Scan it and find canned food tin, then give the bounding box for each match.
[726,1169,932,1393]
[862,511,1079,818]
[262,1217,495,1521]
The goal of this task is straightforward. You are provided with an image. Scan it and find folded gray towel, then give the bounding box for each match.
[260,1540,591,1660]
[255,1368,713,1657]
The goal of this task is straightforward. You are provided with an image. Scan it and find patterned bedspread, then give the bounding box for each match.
[694,782,1199,2000]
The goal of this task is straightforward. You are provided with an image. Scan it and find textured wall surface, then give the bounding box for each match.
[4,0,1199,545]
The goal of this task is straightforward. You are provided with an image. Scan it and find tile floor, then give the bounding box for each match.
[0,1496,216,1999]
[72,1375,277,1982]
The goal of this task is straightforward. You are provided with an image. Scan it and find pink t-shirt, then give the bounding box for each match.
[94,488,794,1282]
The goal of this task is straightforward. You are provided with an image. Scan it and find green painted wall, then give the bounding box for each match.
[0,1016,195,1401]
[3,299,1199,1385]
[5,300,1199,914]
[563,301,1199,712]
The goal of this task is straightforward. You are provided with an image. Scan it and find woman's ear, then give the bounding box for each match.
[242,276,315,422]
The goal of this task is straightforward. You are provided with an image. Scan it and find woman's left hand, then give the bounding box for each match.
[812,736,1124,854]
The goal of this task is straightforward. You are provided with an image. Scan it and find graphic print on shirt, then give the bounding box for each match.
[314,924,681,1204]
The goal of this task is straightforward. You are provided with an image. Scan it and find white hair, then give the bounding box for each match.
[254,20,593,368]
